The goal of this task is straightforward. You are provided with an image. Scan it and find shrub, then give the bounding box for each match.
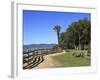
[73,50,84,57]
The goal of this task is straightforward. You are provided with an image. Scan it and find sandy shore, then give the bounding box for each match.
[35,50,65,68]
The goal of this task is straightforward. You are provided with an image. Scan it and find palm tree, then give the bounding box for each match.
[53,25,61,48]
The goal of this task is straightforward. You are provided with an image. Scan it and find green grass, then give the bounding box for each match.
[52,50,91,67]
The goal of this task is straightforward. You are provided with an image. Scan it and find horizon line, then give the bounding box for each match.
[23,43,57,45]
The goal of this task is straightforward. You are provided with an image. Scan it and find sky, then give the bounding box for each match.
[23,10,91,45]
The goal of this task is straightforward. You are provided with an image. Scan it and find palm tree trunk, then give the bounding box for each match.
[57,32,60,48]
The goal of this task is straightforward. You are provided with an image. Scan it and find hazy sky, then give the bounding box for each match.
[23,10,91,45]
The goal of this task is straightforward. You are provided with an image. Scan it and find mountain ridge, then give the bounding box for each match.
[23,44,56,52]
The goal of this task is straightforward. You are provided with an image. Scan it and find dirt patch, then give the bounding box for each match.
[35,51,65,69]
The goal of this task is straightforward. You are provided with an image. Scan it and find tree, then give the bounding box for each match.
[53,25,61,48]
[60,18,90,50]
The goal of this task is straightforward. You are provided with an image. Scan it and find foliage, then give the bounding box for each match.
[52,45,59,50]
[60,18,91,50]
[72,50,84,57]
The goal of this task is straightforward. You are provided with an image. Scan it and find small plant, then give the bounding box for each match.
[72,50,84,57]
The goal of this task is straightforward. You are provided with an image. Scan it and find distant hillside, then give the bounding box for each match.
[23,44,56,52]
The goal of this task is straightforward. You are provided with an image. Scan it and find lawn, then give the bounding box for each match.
[52,50,91,67]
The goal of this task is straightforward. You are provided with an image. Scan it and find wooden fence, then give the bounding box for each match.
[23,49,53,69]
[23,48,62,69]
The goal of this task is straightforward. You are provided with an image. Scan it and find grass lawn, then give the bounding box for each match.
[52,50,91,67]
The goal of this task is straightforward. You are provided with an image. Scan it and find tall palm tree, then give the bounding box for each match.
[53,25,61,48]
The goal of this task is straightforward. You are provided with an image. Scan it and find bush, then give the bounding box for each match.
[72,50,84,57]
[52,45,58,50]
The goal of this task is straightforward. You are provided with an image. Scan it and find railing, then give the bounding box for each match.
[23,48,62,69]
[23,49,52,69]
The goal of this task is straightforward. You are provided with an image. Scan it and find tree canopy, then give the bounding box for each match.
[60,18,91,50]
